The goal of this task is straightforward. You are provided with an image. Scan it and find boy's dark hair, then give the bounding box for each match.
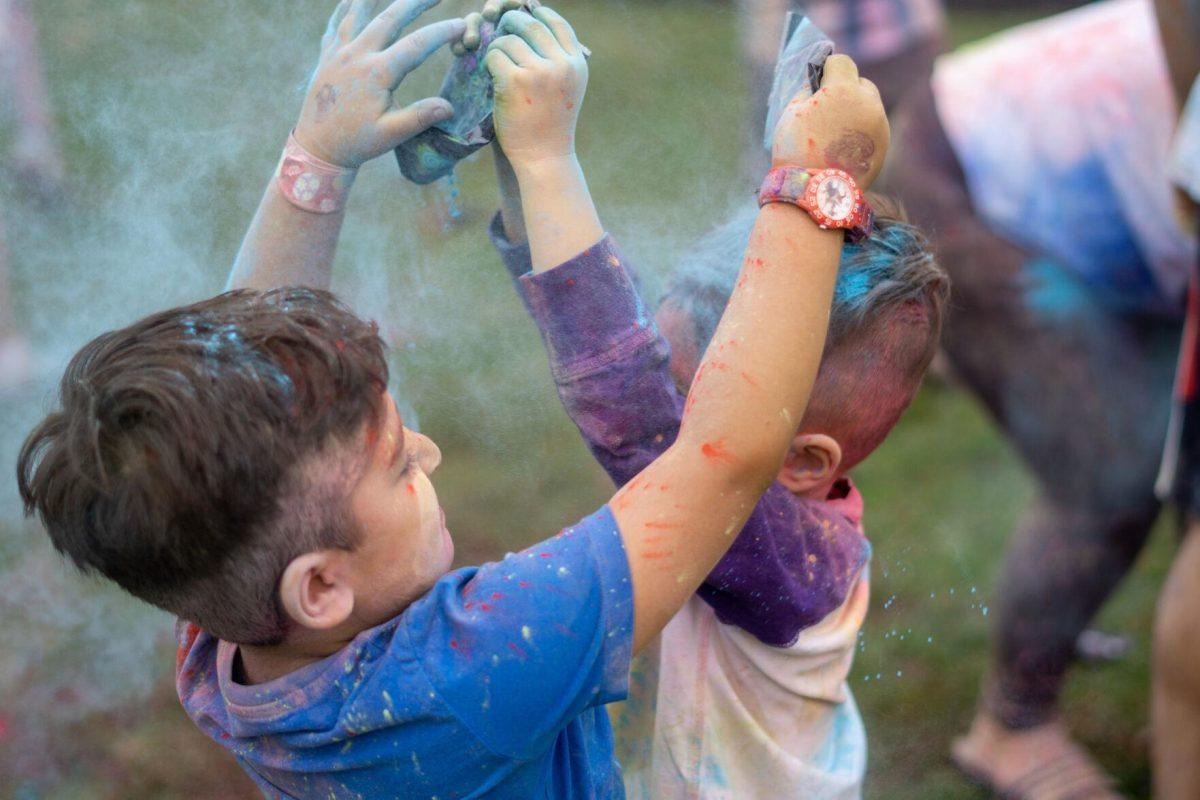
[17,287,388,645]
[661,196,949,470]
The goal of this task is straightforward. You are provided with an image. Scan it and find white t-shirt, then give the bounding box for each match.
[612,568,870,799]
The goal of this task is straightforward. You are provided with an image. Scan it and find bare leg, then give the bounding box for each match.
[1153,524,1200,799]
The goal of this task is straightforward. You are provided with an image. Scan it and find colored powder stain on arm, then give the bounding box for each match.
[700,440,736,464]
[740,371,760,388]
[643,521,682,529]
[639,550,673,560]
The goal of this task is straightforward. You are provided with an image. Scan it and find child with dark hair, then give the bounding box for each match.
[16,0,890,797]
[489,121,945,797]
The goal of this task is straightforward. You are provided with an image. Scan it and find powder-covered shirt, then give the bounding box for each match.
[491,218,871,797]
[176,506,634,799]
[932,0,1196,314]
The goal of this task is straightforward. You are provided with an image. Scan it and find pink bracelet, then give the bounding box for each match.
[275,132,356,214]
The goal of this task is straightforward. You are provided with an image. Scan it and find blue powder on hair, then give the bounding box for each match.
[663,202,941,350]
[834,266,872,305]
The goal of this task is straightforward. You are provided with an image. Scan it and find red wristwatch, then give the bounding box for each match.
[757,166,873,242]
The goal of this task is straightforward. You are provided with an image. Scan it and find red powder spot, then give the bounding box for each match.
[752,258,764,268]
[335,339,346,351]
[176,622,202,671]
[640,550,672,560]
[644,521,681,530]
[659,485,668,492]
[565,100,575,110]
[565,278,576,287]
[701,440,736,464]
[406,483,415,495]
[450,639,460,650]
[741,371,760,388]
[479,603,492,612]
[491,592,503,600]
[539,552,552,558]
[465,602,474,610]
[220,731,232,740]
[518,581,530,588]
[508,642,527,658]
[525,97,533,105]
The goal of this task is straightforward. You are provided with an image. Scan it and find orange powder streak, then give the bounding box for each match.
[700,440,736,464]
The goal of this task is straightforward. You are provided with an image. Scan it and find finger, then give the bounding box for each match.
[323,0,351,47]
[484,46,518,80]
[342,0,378,40]
[361,0,440,50]
[821,53,860,85]
[460,12,483,51]
[496,10,559,58]
[530,6,581,56]
[482,0,525,23]
[378,97,454,145]
[382,17,467,84]
[487,33,540,67]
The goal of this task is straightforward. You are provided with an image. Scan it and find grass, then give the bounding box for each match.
[0,1,1172,797]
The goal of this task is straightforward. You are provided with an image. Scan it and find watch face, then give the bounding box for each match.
[816,175,855,222]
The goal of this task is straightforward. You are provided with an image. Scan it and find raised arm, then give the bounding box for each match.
[226,0,466,291]
[490,15,886,650]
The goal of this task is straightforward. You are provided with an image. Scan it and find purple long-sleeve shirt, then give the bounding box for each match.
[490,214,871,646]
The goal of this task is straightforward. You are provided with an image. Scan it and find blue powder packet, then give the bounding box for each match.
[394,20,500,185]
[762,13,834,151]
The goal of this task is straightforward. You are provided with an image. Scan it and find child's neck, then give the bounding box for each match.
[235,628,356,685]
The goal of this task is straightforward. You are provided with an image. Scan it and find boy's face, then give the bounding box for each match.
[344,391,454,627]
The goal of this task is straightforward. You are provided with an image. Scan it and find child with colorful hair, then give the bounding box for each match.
[16,0,889,797]
[488,61,946,800]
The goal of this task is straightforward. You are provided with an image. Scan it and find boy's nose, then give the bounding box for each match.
[415,432,442,475]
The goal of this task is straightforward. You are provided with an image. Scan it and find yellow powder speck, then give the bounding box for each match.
[522,625,533,642]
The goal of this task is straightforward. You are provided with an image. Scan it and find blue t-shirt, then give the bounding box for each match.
[176,506,634,799]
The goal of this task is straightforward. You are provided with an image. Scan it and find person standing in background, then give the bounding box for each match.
[889,1,1196,796]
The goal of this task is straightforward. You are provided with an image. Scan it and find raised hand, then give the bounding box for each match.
[294,0,467,169]
[771,54,889,189]
[484,7,587,168]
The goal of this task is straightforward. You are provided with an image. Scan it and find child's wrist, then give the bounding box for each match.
[276,131,357,214]
[510,153,581,188]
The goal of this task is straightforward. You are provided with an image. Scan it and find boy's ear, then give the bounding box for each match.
[777,433,843,497]
[279,552,355,631]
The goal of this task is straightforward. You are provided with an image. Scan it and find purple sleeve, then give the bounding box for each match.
[489,216,865,645]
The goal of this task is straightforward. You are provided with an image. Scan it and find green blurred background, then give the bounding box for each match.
[0,1,1171,797]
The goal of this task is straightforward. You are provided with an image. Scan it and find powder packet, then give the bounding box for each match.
[394,18,502,185]
[762,13,834,151]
